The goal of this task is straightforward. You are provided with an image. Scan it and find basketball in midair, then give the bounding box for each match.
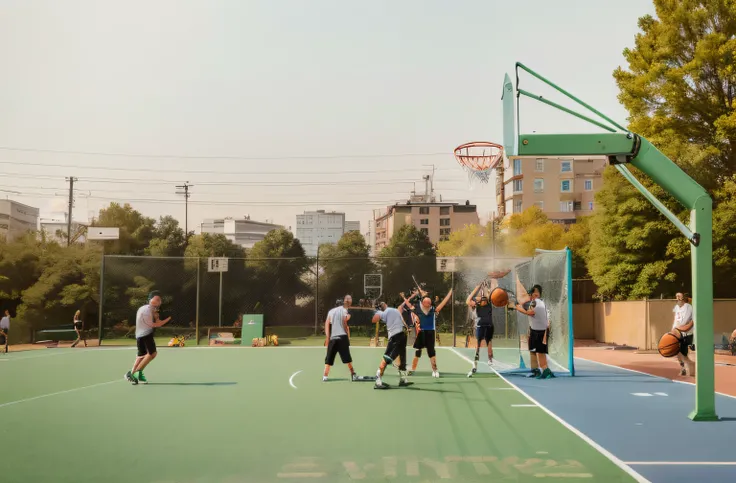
[490,288,509,308]
[658,332,681,358]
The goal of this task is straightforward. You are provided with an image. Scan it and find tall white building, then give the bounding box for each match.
[295,210,346,256]
[200,216,282,249]
[344,220,360,233]
[0,200,39,242]
[39,215,87,244]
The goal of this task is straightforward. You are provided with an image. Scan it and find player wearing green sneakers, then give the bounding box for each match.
[125,291,171,385]
[515,284,555,380]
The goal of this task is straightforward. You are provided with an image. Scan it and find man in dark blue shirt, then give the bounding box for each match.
[402,288,453,378]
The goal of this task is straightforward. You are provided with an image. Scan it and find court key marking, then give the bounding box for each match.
[289,370,303,389]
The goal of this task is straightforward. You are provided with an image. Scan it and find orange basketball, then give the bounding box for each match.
[658,332,681,358]
[490,287,509,308]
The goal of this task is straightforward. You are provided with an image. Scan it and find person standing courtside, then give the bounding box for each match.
[672,292,695,376]
[0,309,10,354]
[71,309,87,348]
[125,291,171,385]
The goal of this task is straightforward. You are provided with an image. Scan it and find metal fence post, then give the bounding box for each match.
[195,258,200,345]
[97,249,105,346]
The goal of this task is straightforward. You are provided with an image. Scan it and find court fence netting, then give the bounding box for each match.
[91,249,573,373]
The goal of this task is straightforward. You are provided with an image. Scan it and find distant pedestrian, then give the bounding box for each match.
[71,310,87,348]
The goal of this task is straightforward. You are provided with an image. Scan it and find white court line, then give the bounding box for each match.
[511,404,538,407]
[448,348,650,483]
[625,462,736,466]
[289,370,303,389]
[0,380,120,409]
[575,356,736,401]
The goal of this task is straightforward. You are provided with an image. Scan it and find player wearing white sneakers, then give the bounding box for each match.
[402,288,453,378]
[466,284,494,377]
[372,301,413,389]
[323,295,363,382]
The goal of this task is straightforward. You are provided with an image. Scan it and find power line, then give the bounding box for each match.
[0,159,453,176]
[0,146,452,160]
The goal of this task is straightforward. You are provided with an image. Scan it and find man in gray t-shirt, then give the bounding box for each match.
[0,309,10,353]
[323,295,363,382]
[125,291,171,385]
[372,301,413,389]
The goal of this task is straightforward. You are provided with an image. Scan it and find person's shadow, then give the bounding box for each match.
[146,382,237,386]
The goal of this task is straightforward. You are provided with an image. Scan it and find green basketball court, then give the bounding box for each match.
[0,347,639,482]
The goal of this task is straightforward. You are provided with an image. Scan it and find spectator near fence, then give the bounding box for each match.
[0,309,9,353]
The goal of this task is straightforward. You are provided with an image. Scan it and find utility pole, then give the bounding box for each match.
[175,182,193,244]
[65,177,77,246]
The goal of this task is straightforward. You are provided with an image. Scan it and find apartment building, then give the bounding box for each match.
[295,210,347,256]
[373,201,479,252]
[200,216,282,249]
[344,220,360,233]
[499,156,607,224]
[0,200,39,242]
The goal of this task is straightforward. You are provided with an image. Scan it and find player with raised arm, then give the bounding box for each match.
[125,291,171,385]
[372,299,413,389]
[466,281,495,377]
[402,287,453,378]
[323,295,362,382]
[514,284,555,379]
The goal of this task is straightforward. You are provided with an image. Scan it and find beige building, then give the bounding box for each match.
[373,201,479,252]
[498,156,607,224]
[0,200,39,242]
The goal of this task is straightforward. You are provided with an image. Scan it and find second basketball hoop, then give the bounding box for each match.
[454,141,504,189]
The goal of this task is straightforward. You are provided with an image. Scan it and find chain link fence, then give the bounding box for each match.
[99,254,554,347]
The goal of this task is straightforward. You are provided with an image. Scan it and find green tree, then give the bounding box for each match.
[318,231,375,315]
[378,225,443,304]
[146,215,187,256]
[92,203,155,255]
[588,0,736,299]
[184,233,245,258]
[437,222,494,257]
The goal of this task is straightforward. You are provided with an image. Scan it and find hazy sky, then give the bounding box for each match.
[0,0,656,236]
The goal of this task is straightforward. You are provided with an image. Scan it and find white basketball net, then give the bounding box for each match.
[454,142,503,190]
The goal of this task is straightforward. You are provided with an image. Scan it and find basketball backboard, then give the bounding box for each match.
[502,73,517,157]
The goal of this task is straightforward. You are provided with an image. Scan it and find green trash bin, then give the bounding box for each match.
[240,314,264,345]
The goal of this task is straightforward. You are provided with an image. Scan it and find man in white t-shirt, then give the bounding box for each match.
[672,292,695,376]
[515,284,555,380]
[125,291,172,385]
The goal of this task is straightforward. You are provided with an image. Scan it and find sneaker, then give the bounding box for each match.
[527,369,541,378]
[399,380,414,387]
[467,368,477,378]
[487,359,493,367]
[432,371,440,378]
[407,370,415,376]
[125,371,138,385]
[537,368,555,379]
[680,367,687,376]
[136,371,148,384]
[351,373,360,382]
[374,381,390,390]
[322,376,328,382]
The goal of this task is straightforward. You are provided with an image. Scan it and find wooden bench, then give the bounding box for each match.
[33,325,81,344]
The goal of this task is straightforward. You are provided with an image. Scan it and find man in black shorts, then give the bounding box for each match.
[372,301,413,389]
[125,291,171,385]
[402,288,453,378]
[466,283,494,377]
[323,296,364,382]
[515,284,555,379]
[0,309,10,354]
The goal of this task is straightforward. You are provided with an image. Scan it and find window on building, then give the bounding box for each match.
[560,180,571,192]
[439,227,451,241]
[513,179,523,192]
[514,200,522,213]
[419,207,429,214]
[584,179,593,191]
[534,178,544,192]
[439,218,450,226]
[440,206,450,215]
[420,219,429,225]
[513,159,522,176]
[560,201,574,212]
[561,160,572,172]
[535,201,544,210]
[535,159,545,171]
[588,202,594,211]
[420,228,429,236]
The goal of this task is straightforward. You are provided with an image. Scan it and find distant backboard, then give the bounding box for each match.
[87,227,119,240]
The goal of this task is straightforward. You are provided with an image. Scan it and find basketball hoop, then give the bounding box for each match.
[453,141,504,189]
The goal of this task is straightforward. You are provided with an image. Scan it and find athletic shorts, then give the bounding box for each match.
[476,324,494,343]
[413,329,436,358]
[680,334,694,357]
[325,335,352,365]
[384,331,408,370]
[528,328,548,355]
[136,333,157,357]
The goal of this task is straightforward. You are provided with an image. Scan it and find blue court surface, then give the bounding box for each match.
[500,355,736,483]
